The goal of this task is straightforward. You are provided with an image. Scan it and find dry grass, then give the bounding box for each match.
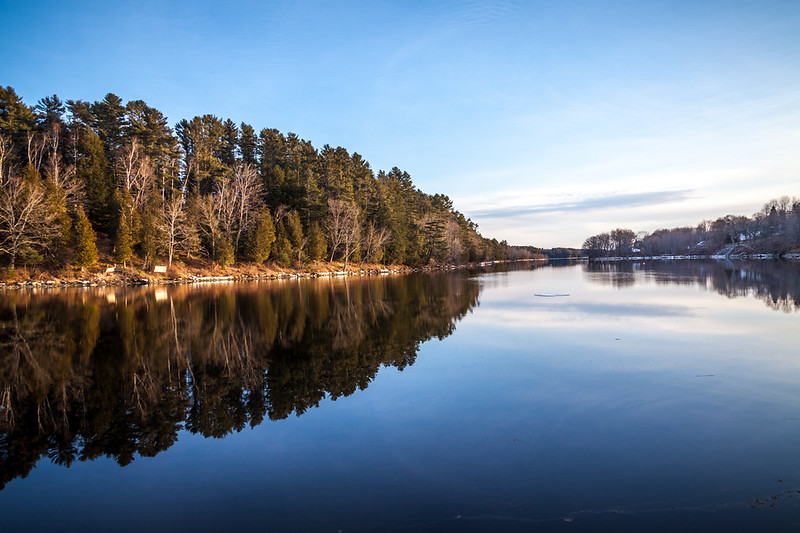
[0,250,410,285]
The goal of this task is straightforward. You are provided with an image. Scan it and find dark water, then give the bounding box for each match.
[1,261,799,532]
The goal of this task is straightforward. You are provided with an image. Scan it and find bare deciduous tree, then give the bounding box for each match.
[326,198,360,270]
[360,221,390,265]
[192,194,224,259]
[273,204,290,224]
[231,162,263,253]
[158,194,199,267]
[212,173,238,244]
[119,138,155,210]
[0,173,59,268]
[26,131,46,171]
[43,124,82,208]
[209,162,264,255]
[444,219,464,263]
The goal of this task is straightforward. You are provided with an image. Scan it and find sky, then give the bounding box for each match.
[2,0,799,247]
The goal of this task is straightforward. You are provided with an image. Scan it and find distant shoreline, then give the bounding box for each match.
[589,253,800,261]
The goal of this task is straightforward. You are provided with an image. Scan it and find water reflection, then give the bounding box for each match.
[0,274,479,489]
[585,260,800,312]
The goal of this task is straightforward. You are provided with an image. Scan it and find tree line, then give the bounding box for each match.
[583,196,800,258]
[0,86,515,272]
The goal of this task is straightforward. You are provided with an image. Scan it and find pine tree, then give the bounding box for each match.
[306,222,327,261]
[76,129,114,230]
[244,206,275,263]
[215,236,235,267]
[272,222,292,267]
[90,93,128,157]
[113,213,133,266]
[285,210,304,260]
[238,123,257,166]
[73,205,98,270]
[44,178,72,257]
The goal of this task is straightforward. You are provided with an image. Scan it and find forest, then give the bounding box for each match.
[582,196,800,258]
[0,86,518,275]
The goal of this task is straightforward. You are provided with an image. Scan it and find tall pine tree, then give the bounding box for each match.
[76,129,114,230]
[72,205,98,269]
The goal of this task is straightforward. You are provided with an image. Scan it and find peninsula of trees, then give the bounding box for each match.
[582,196,800,258]
[0,86,517,276]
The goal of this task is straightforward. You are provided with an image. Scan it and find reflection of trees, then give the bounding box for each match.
[585,260,800,312]
[584,261,637,287]
[0,273,479,488]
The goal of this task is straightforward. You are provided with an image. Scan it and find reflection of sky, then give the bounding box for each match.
[471,265,797,349]
[465,267,800,396]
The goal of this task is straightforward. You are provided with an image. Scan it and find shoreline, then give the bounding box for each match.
[589,252,800,262]
[0,259,544,291]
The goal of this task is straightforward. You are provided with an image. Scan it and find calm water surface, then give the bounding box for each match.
[1,261,799,532]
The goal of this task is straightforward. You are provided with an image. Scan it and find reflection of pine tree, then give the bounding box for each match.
[0,273,483,485]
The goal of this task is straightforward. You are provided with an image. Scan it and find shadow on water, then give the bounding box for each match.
[584,259,800,312]
[0,272,480,489]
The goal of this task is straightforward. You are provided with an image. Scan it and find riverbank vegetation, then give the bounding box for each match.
[0,86,524,279]
[583,196,800,258]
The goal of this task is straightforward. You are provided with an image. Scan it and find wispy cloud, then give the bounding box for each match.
[472,189,695,218]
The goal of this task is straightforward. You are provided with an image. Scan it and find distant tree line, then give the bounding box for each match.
[583,196,800,258]
[0,86,516,271]
[517,246,582,260]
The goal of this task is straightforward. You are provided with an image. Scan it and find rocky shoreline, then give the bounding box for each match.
[0,260,530,291]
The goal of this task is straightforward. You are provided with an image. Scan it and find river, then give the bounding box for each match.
[1,260,799,532]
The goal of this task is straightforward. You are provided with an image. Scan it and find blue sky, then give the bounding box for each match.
[2,0,798,247]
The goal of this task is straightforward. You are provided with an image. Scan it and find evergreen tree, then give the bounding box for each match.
[90,93,128,158]
[244,206,275,263]
[35,95,65,129]
[284,210,304,260]
[72,205,98,269]
[44,178,72,256]
[0,86,37,165]
[113,214,133,266]
[125,100,181,191]
[422,216,447,263]
[306,222,327,261]
[214,236,235,267]
[271,227,292,267]
[76,129,114,230]
[220,119,238,167]
[238,123,257,166]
